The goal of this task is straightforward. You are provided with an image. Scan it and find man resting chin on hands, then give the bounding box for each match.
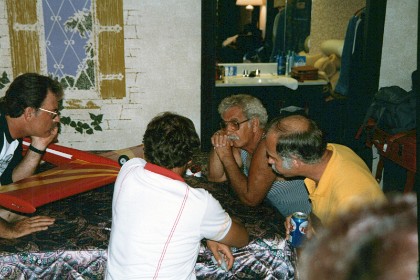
[0,73,62,238]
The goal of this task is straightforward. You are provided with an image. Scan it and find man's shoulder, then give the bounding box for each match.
[117,158,146,177]
[0,111,6,133]
[328,143,367,166]
[327,143,351,152]
[122,157,146,168]
[188,186,213,199]
[187,187,226,212]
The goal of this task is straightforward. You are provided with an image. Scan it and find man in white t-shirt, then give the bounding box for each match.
[106,112,249,280]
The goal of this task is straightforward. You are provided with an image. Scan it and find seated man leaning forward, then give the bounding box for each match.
[106,112,249,280]
[0,73,60,238]
[208,94,311,217]
[265,114,386,231]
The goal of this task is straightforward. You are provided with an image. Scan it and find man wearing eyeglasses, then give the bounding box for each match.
[0,73,62,238]
[208,94,311,217]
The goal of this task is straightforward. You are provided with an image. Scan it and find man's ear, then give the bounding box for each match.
[290,156,300,167]
[252,118,260,132]
[23,107,35,120]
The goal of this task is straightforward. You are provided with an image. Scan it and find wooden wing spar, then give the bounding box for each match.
[0,140,144,214]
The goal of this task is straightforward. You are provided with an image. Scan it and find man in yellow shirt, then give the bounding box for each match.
[265,114,385,231]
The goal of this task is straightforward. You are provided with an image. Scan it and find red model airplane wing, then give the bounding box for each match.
[0,140,127,213]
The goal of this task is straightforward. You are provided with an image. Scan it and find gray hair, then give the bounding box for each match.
[218,94,268,128]
[267,115,326,164]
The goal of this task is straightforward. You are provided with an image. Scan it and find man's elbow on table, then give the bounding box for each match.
[207,174,226,183]
[221,220,249,248]
[232,221,249,247]
[238,194,263,208]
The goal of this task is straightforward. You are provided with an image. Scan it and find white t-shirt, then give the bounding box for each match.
[0,134,18,178]
[106,158,232,280]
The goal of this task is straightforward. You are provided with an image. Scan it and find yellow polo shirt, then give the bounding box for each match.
[304,144,386,227]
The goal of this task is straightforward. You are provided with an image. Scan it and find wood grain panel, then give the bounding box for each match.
[6,0,41,77]
[96,0,126,99]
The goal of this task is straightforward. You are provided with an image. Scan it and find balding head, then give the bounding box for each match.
[273,115,311,135]
[267,115,326,164]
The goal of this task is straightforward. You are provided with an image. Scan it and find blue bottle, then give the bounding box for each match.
[288,51,295,73]
[277,52,285,75]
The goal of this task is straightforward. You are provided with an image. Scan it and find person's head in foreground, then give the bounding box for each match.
[298,193,418,280]
[143,111,200,169]
[265,114,326,177]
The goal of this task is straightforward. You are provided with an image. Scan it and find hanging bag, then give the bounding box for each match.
[356,86,416,138]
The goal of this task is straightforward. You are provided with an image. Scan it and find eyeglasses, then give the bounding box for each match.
[220,119,249,131]
[38,108,59,119]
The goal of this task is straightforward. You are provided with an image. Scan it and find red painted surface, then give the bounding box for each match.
[0,139,139,213]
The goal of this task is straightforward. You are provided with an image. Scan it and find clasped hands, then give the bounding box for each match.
[211,130,234,150]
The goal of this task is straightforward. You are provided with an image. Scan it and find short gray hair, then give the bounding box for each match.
[218,94,268,128]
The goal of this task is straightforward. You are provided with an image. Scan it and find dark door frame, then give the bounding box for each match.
[201,0,388,149]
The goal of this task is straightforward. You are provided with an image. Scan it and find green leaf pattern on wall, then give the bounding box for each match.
[59,113,103,135]
[0,72,10,90]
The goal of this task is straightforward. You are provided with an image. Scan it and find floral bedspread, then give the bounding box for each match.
[0,155,296,279]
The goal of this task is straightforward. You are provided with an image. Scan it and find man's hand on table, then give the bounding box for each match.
[0,216,55,239]
[206,239,234,271]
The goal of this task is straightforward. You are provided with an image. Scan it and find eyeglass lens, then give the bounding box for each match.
[220,121,240,131]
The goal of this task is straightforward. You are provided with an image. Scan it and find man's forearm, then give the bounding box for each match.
[222,152,275,207]
[210,148,266,206]
[208,149,227,182]
[220,156,255,204]
[218,219,249,248]
[208,148,250,198]
[12,150,43,182]
[0,218,13,239]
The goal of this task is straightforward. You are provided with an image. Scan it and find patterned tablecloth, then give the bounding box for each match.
[0,156,297,279]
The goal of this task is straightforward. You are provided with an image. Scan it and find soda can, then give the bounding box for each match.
[289,212,308,248]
